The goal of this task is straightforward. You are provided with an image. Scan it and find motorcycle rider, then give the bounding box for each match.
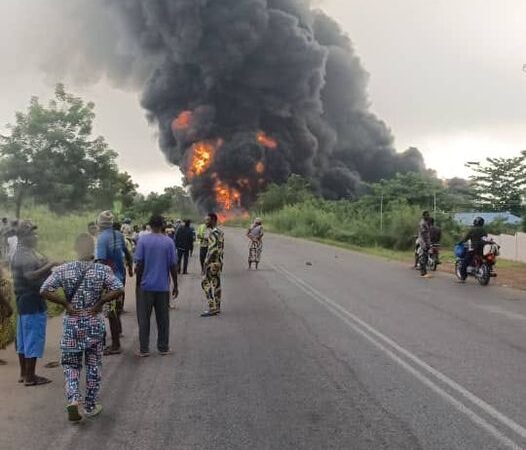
[417,211,432,278]
[457,216,487,280]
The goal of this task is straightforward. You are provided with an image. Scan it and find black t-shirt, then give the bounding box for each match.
[11,247,49,315]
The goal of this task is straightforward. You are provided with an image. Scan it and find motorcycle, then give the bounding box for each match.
[455,239,499,286]
[414,241,440,272]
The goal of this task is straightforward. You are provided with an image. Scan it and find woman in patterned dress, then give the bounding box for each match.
[247,218,264,270]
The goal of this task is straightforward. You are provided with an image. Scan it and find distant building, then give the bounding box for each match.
[454,212,522,226]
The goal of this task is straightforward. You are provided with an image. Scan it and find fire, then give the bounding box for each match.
[256,131,278,149]
[172,110,193,131]
[214,180,241,212]
[188,139,221,179]
[255,161,265,174]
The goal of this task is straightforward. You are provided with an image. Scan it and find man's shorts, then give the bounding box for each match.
[16,312,47,358]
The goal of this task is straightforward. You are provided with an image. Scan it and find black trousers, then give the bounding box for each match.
[136,291,170,353]
[177,248,189,274]
[199,246,208,272]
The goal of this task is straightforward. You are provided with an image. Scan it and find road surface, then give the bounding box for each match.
[2,229,526,449]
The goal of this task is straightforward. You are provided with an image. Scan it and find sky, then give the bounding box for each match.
[0,0,525,193]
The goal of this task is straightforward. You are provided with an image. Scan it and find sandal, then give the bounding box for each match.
[25,376,52,386]
[66,403,83,423]
[103,347,122,356]
[135,351,150,358]
[44,361,60,369]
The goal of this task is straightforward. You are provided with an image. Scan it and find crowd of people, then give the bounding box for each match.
[0,210,263,424]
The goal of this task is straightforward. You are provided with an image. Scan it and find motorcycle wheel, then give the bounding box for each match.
[477,264,490,286]
[428,255,438,272]
[455,261,467,281]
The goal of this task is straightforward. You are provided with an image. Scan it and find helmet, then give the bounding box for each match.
[473,216,485,227]
[123,218,132,224]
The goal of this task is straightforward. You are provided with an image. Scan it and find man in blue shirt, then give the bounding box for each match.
[95,211,133,355]
[134,215,178,357]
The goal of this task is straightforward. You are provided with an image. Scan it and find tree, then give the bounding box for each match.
[255,175,313,213]
[467,153,526,216]
[0,84,120,216]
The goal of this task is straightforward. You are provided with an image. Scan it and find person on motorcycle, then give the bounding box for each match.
[417,211,432,278]
[457,216,487,280]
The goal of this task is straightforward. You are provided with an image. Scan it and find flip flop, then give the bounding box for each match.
[44,361,60,369]
[135,351,150,358]
[103,347,122,356]
[25,376,52,386]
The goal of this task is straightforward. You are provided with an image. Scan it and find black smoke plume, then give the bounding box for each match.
[48,0,425,211]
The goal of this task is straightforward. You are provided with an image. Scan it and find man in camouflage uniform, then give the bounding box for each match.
[200,213,224,317]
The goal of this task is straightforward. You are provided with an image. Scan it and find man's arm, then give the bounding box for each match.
[25,260,59,281]
[169,240,178,297]
[170,264,178,298]
[40,267,76,314]
[41,290,76,315]
[89,288,124,314]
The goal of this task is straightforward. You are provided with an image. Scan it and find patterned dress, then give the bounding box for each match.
[247,225,264,265]
[40,261,123,411]
[201,227,224,310]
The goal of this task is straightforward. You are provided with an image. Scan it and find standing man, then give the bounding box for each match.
[196,216,210,274]
[95,211,133,356]
[88,222,98,244]
[134,215,178,357]
[40,233,124,422]
[11,221,59,386]
[174,219,194,275]
[417,211,432,278]
[201,213,224,317]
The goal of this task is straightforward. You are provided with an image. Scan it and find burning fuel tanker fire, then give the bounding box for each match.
[50,0,426,218]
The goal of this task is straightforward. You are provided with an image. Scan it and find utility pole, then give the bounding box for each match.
[380,193,384,233]
[433,192,437,220]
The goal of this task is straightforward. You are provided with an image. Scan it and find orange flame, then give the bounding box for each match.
[188,139,222,179]
[172,110,193,131]
[255,161,265,174]
[214,180,241,212]
[256,131,278,149]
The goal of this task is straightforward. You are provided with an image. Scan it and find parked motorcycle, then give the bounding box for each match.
[455,239,499,285]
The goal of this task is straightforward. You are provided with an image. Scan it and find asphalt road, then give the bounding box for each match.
[2,229,526,449]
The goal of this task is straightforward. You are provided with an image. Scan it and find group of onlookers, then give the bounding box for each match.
[0,210,226,423]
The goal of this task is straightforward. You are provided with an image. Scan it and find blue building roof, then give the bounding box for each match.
[454,212,522,226]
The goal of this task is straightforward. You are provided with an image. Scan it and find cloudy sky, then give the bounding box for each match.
[0,0,525,193]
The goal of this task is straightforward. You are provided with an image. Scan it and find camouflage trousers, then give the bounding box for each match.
[201,262,222,310]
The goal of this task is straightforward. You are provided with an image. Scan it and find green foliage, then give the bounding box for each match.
[0,84,121,216]
[254,172,470,252]
[467,152,526,216]
[255,175,313,213]
[126,186,199,224]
